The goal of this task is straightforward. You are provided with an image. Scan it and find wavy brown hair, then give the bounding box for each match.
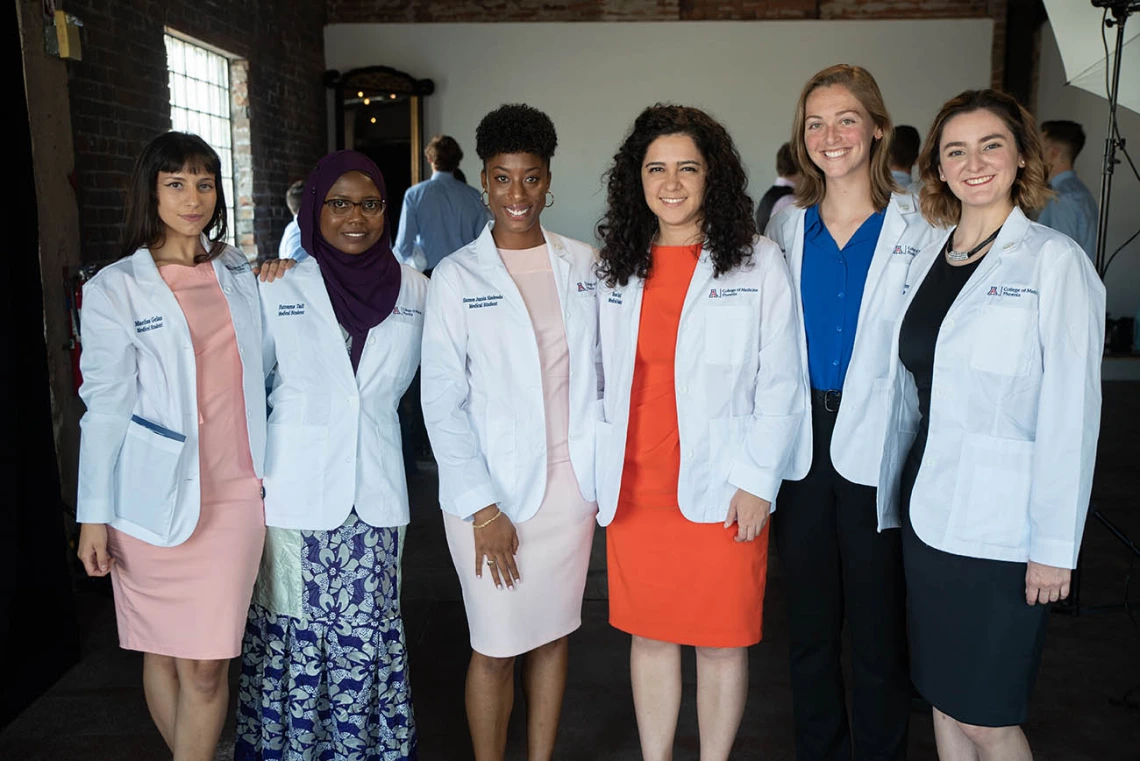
[596,104,756,287]
[790,64,898,211]
[918,89,1052,227]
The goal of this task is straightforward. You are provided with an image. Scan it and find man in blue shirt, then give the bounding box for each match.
[888,125,922,197]
[393,135,488,274]
[277,180,305,260]
[1038,120,1099,261]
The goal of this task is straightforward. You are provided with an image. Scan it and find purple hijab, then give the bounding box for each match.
[298,150,402,371]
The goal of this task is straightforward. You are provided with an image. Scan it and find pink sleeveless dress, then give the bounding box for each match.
[442,244,598,658]
[106,262,265,659]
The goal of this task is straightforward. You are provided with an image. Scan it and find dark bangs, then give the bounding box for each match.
[120,131,229,262]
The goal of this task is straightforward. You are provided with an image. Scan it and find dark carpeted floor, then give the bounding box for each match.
[2,383,1137,760]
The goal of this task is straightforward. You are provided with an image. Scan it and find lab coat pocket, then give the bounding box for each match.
[264,424,327,516]
[709,415,751,507]
[594,419,621,509]
[968,306,1034,376]
[114,416,186,536]
[704,306,751,366]
[950,433,1033,549]
[484,416,517,495]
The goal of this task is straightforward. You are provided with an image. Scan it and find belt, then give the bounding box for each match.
[811,388,842,413]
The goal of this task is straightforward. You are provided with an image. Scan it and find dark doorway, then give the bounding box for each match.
[327,66,434,242]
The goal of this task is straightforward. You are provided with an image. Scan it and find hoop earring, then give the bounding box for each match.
[481,189,489,207]
[545,191,555,208]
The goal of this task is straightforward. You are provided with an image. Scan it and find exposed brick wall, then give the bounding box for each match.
[64,0,328,264]
[327,0,680,22]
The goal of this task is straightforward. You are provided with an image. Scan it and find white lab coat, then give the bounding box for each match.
[878,207,1104,568]
[766,193,943,489]
[260,253,427,530]
[595,237,805,526]
[421,224,600,523]
[77,246,267,547]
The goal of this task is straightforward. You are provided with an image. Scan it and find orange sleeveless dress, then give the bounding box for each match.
[606,244,770,648]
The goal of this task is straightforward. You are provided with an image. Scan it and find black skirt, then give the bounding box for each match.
[900,437,1050,727]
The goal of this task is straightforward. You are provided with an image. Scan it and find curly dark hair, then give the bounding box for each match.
[596,105,756,287]
[475,104,558,164]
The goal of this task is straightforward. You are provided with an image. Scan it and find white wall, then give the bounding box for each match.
[1037,20,1140,321]
[325,20,991,243]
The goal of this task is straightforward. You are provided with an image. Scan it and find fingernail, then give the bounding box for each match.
[496,584,504,590]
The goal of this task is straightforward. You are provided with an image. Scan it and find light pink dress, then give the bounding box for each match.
[443,244,597,658]
[106,262,265,660]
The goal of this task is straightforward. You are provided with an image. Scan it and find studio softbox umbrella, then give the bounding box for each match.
[1042,0,1138,113]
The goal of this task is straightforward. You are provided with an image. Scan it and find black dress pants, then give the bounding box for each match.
[773,396,910,761]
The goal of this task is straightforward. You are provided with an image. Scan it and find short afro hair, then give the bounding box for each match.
[475,104,558,165]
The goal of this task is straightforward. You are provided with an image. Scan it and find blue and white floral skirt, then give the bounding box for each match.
[235,511,417,760]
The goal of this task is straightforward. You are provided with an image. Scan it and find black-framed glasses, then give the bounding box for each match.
[323,198,386,217]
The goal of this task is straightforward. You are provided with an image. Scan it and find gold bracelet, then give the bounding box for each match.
[473,509,503,530]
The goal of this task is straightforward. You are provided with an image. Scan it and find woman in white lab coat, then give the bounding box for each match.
[880,89,1103,761]
[595,104,803,761]
[420,104,599,761]
[75,131,269,761]
[234,151,424,760]
[764,64,941,761]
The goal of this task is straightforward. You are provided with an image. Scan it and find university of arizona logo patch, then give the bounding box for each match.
[987,286,999,296]
[709,289,720,298]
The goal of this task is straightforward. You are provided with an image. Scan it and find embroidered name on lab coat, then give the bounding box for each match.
[607,291,624,305]
[134,315,164,333]
[985,285,1039,299]
[463,294,503,309]
[278,302,305,316]
[225,262,252,273]
[708,287,758,298]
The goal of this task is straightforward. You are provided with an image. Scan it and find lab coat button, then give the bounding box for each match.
[223,286,233,294]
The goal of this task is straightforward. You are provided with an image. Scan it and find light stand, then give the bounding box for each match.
[1054,1,1140,619]
[1092,0,1137,278]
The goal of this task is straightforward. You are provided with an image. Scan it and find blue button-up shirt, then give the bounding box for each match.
[1038,170,1098,261]
[801,204,885,391]
[393,172,489,270]
[277,217,303,260]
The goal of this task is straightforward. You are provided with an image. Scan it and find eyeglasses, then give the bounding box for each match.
[323,198,386,217]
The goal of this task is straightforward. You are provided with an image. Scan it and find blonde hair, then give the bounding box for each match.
[918,89,1053,228]
[790,64,898,211]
